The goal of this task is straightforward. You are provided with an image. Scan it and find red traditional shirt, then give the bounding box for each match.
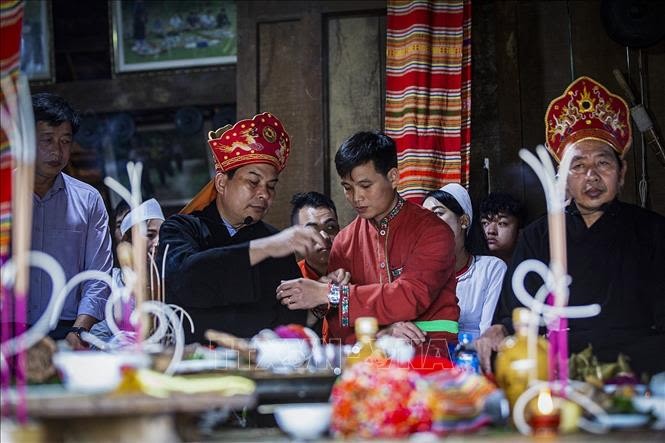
[326,198,459,348]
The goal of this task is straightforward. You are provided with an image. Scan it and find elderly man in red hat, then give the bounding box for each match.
[157,113,325,343]
[476,77,665,376]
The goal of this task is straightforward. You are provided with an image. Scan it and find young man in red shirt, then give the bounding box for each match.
[277,132,460,351]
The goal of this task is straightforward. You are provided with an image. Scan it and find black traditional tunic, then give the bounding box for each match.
[157,202,306,343]
[493,200,665,375]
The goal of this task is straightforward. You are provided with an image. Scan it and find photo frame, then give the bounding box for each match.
[110,0,236,73]
[21,0,54,82]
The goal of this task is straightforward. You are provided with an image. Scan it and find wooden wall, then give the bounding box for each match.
[236,0,386,228]
[32,0,664,225]
[472,0,665,220]
[238,0,664,229]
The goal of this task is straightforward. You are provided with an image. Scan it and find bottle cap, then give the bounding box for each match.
[512,307,532,326]
[355,317,378,335]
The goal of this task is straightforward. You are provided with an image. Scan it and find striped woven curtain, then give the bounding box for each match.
[0,0,23,265]
[385,0,472,202]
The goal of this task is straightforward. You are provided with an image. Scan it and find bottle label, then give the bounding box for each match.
[455,352,480,373]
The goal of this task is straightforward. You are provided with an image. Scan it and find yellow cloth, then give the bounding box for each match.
[180,180,217,215]
[113,368,256,398]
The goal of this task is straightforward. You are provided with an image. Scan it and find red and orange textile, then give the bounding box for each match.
[385,0,472,202]
[0,0,23,265]
[1,0,23,417]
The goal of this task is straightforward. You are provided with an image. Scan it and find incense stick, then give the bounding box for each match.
[0,74,36,423]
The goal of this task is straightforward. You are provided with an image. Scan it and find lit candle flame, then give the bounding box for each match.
[537,389,554,415]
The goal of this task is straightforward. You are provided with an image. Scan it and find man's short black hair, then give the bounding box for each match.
[334,131,398,178]
[479,192,526,227]
[31,93,80,134]
[290,191,337,226]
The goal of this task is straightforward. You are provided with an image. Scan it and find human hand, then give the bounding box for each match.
[250,226,326,264]
[323,268,351,285]
[276,278,329,310]
[475,324,507,373]
[65,331,89,350]
[377,321,427,345]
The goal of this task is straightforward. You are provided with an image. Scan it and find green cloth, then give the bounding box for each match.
[414,319,459,334]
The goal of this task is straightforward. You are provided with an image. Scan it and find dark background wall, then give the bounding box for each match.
[470,0,665,221]
[33,0,664,227]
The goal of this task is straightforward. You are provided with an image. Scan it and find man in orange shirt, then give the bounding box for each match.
[290,192,341,280]
[277,132,460,351]
[289,191,341,335]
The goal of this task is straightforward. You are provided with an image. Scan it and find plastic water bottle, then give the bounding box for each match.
[454,332,480,373]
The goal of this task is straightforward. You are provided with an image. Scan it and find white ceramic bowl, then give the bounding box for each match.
[274,403,332,440]
[254,339,311,370]
[53,351,150,393]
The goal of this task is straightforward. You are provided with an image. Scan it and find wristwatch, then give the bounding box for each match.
[327,283,341,307]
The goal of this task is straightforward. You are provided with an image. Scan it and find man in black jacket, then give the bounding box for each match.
[476,77,665,376]
[158,113,325,343]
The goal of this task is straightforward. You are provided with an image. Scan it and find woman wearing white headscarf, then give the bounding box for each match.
[423,184,506,339]
[90,198,165,343]
[119,198,165,257]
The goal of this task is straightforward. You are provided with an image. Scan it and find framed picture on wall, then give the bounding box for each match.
[110,0,236,73]
[21,0,54,82]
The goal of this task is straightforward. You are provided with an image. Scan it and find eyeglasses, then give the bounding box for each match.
[568,159,617,176]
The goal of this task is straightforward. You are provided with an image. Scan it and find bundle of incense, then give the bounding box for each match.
[1,74,36,423]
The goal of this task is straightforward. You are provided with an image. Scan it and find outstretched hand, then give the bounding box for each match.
[276,278,329,310]
[250,225,326,265]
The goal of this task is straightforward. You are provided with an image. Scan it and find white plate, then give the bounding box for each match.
[596,413,650,428]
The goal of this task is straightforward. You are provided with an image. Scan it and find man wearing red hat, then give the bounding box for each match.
[476,77,665,376]
[157,113,325,343]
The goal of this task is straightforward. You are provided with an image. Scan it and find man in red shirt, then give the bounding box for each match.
[277,132,459,350]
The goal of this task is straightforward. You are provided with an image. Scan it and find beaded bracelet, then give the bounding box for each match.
[340,284,350,327]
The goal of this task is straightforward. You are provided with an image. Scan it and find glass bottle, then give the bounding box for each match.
[345,317,382,368]
[494,308,549,413]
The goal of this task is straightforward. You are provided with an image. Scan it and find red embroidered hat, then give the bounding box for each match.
[179,112,290,215]
[545,76,631,162]
[207,112,290,173]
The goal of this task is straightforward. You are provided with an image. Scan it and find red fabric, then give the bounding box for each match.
[0,1,23,74]
[545,76,632,162]
[1,0,24,264]
[327,201,459,348]
[385,0,473,201]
